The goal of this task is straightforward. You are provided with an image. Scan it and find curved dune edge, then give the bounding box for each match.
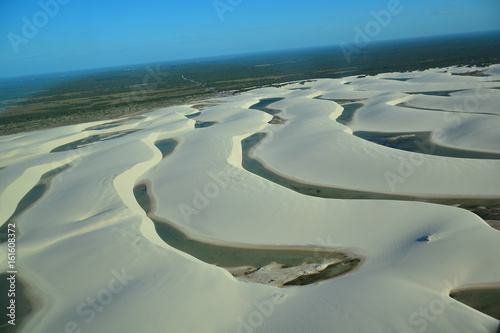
[133,182,362,287]
[242,132,500,208]
[450,287,500,321]
[0,65,499,332]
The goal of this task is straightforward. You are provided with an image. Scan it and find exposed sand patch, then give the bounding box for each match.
[2,64,500,333]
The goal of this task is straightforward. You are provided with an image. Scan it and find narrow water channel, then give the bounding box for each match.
[133,183,359,286]
[354,131,500,159]
[241,133,416,201]
[154,139,178,158]
[51,130,139,152]
[0,165,69,331]
[249,98,287,124]
[240,132,500,229]
[0,165,70,243]
[450,288,500,320]
[335,103,363,125]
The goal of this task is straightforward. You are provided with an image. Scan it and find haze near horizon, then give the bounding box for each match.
[1,0,499,78]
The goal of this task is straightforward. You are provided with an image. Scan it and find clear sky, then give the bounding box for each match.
[1,0,499,78]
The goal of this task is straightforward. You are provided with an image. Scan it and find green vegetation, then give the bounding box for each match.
[1,31,499,135]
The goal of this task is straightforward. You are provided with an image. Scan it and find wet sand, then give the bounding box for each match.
[451,288,500,320]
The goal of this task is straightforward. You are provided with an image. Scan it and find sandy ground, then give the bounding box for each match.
[1,65,500,333]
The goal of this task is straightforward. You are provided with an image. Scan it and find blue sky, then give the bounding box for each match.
[0,0,499,78]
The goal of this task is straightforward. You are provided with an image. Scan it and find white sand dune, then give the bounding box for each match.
[1,65,500,333]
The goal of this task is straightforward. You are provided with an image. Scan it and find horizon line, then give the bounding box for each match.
[2,29,500,80]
